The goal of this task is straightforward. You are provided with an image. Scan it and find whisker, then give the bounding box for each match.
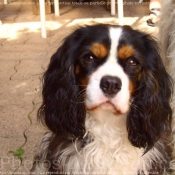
[130,84,145,93]
[76,85,88,87]
[130,100,141,106]
[73,92,86,103]
[72,100,86,104]
[129,98,143,112]
[128,75,137,78]
[71,89,87,104]
[129,103,142,113]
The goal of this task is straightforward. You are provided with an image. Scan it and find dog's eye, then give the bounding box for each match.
[84,54,95,63]
[127,58,139,66]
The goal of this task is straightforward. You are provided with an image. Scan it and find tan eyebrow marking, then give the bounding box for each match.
[90,43,108,59]
[118,45,135,59]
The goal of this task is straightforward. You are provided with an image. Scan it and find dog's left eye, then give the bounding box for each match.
[83,54,96,63]
[127,58,139,66]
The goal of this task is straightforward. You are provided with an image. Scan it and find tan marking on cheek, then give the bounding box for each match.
[118,45,135,59]
[129,74,142,95]
[80,78,88,87]
[79,77,89,103]
[129,81,135,95]
[90,43,108,58]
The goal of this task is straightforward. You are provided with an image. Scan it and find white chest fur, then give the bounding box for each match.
[82,110,143,175]
[58,109,164,175]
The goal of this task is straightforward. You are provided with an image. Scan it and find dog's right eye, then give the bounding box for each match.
[84,54,95,63]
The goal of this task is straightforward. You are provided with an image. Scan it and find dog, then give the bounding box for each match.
[159,0,175,172]
[31,24,174,175]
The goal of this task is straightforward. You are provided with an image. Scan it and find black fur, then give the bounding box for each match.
[38,32,86,139]
[38,24,110,139]
[122,27,173,151]
[35,24,173,175]
[39,24,172,150]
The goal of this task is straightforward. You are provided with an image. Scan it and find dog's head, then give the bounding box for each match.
[38,24,172,151]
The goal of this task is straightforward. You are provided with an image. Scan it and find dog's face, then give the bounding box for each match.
[39,24,172,151]
[75,26,143,115]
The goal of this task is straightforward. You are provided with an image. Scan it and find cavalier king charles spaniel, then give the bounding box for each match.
[31,24,173,175]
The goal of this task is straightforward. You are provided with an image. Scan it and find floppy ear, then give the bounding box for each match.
[38,31,86,139]
[127,34,172,151]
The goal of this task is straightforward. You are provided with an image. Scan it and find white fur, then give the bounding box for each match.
[33,112,166,175]
[86,27,130,114]
[109,27,122,61]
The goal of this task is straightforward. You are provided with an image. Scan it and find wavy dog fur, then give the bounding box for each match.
[31,24,173,175]
[159,0,175,172]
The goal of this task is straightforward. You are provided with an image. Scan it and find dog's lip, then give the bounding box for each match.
[87,101,122,115]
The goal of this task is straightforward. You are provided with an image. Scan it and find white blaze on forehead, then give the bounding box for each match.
[85,26,130,114]
[108,27,122,63]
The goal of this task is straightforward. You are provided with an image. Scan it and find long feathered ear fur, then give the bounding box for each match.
[38,29,86,139]
[127,34,173,151]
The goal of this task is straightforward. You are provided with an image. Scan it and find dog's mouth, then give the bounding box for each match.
[87,101,122,115]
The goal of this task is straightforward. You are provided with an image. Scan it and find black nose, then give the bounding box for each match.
[100,76,122,97]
